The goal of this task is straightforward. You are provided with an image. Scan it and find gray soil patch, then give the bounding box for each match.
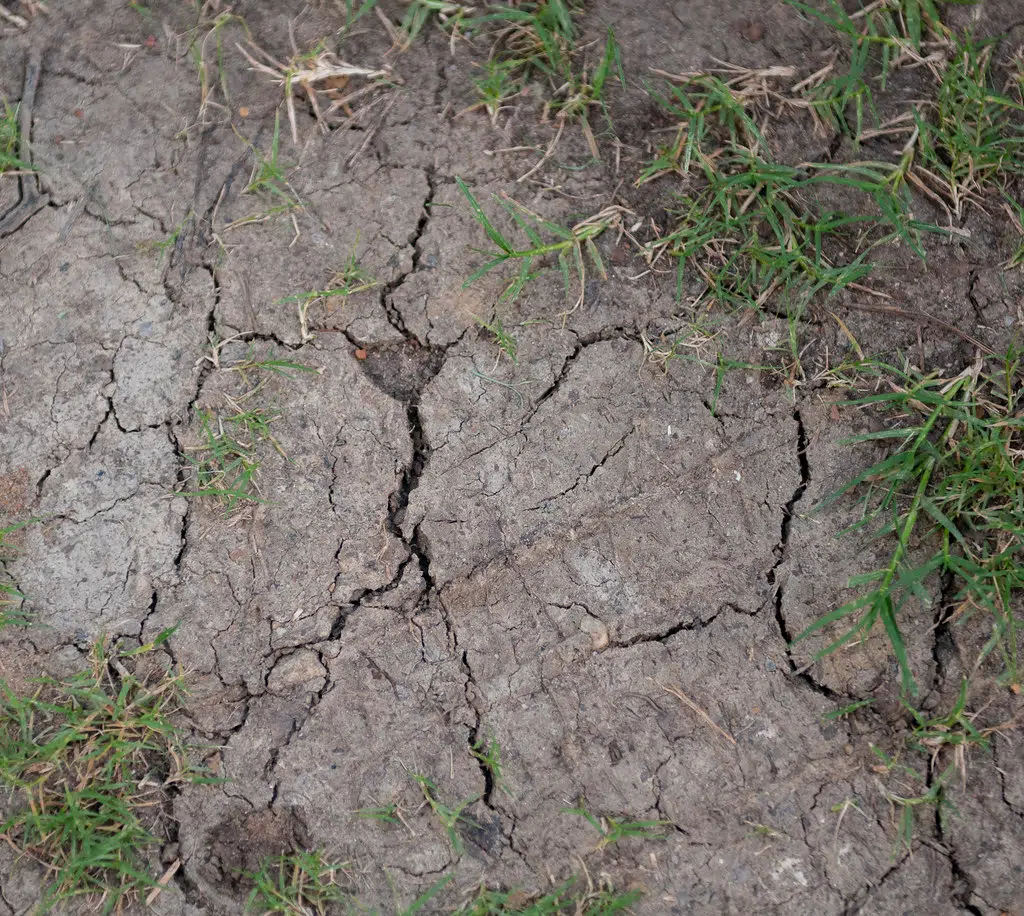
[1,1,1022,914]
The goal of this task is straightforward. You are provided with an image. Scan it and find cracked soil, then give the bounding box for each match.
[1,0,1024,913]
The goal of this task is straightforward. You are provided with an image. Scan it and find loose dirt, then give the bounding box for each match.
[1,1,1022,913]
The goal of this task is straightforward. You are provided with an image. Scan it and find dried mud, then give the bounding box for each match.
[1,1,1023,914]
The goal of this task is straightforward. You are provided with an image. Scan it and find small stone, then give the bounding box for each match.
[267,649,327,696]
[580,615,610,651]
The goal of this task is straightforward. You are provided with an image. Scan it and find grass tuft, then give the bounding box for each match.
[0,519,36,628]
[911,32,1024,220]
[411,773,479,855]
[244,849,350,915]
[456,875,643,914]
[0,632,212,913]
[457,176,629,313]
[0,98,32,176]
[799,351,1024,693]
[562,801,669,849]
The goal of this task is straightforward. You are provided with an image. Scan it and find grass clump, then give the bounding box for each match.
[457,176,629,313]
[0,631,211,913]
[456,875,642,914]
[412,773,479,855]
[787,0,976,138]
[0,519,35,628]
[244,849,350,915]
[911,33,1024,219]
[279,245,378,342]
[180,349,320,511]
[563,801,668,849]
[0,98,32,176]
[639,74,935,325]
[466,4,622,152]
[797,351,1024,693]
[400,0,474,48]
[180,401,283,510]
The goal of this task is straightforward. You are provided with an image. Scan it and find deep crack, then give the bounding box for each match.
[766,408,838,697]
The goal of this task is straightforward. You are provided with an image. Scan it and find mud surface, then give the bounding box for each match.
[1,1,1023,913]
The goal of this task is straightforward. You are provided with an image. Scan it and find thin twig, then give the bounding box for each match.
[839,302,994,356]
[661,684,737,745]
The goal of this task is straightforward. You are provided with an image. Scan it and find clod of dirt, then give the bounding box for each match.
[356,339,446,404]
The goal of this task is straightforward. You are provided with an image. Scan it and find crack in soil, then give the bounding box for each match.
[767,407,839,698]
[609,603,728,649]
[378,169,437,341]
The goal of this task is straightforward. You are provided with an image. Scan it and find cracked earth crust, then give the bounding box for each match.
[2,0,1024,913]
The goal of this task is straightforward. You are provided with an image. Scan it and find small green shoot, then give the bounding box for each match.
[467,58,525,125]
[400,0,473,49]
[244,849,350,915]
[244,113,298,205]
[562,801,668,849]
[474,316,518,365]
[219,348,323,387]
[0,99,32,176]
[456,875,643,914]
[400,873,456,915]
[411,773,478,855]
[470,734,512,796]
[0,519,37,628]
[870,745,958,854]
[186,11,250,130]
[0,636,211,913]
[356,801,403,825]
[824,698,876,721]
[905,678,991,772]
[457,176,627,313]
[339,0,381,36]
[141,210,195,265]
[278,245,378,341]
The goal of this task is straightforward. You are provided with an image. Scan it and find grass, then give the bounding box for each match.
[635,73,942,339]
[400,0,474,48]
[562,802,668,849]
[0,631,212,913]
[0,519,36,628]
[244,849,350,915]
[186,11,249,130]
[911,32,1024,220]
[278,245,378,342]
[469,734,512,795]
[180,348,320,510]
[241,113,300,214]
[906,677,992,771]
[455,875,642,915]
[0,98,32,176]
[474,315,519,365]
[796,351,1024,694]
[869,744,959,854]
[786,0,973,139]
[463,3,621,152]
[180,401,283,510]
[412,773,479,855]
[457,176,629,313]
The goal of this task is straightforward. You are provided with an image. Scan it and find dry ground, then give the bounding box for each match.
[1,0,1023,913]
